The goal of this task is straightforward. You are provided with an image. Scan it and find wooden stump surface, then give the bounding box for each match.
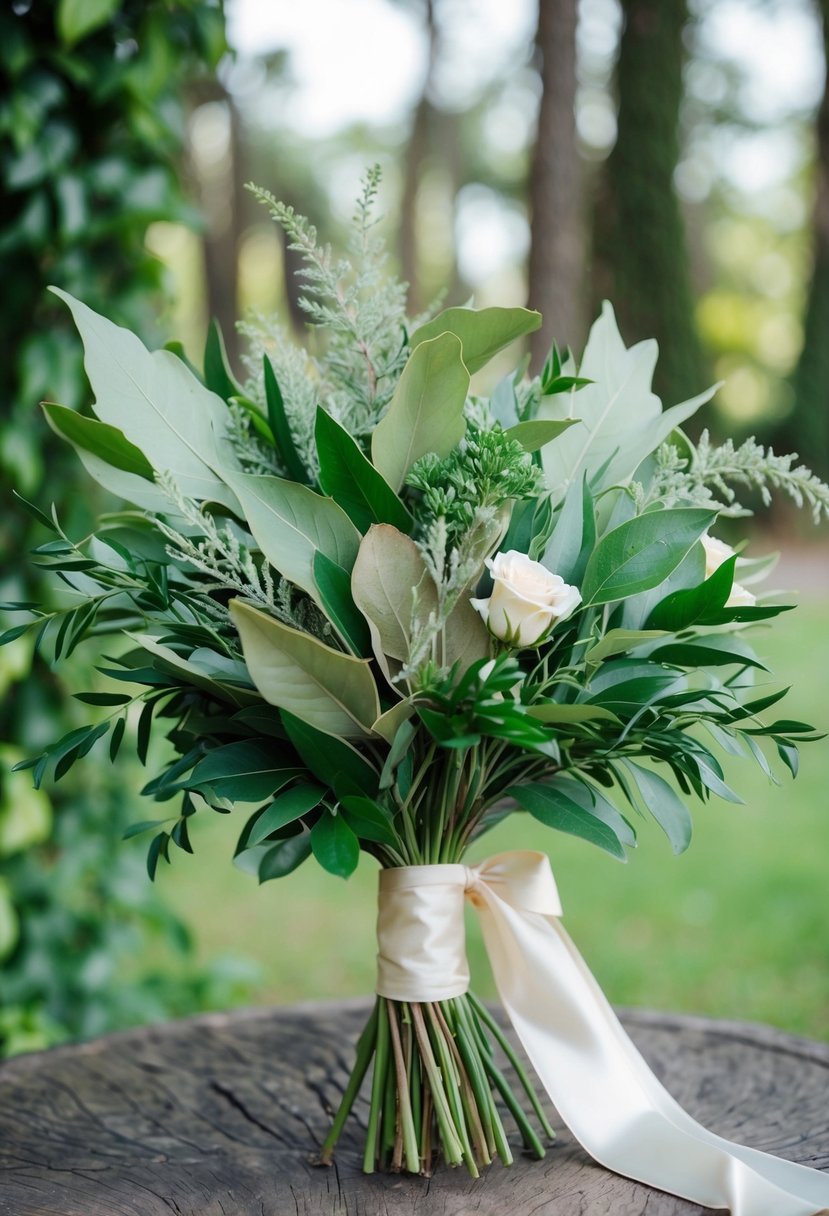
[1,999,828,1215]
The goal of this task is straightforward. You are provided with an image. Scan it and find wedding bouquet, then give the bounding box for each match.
[7,170,829,1210]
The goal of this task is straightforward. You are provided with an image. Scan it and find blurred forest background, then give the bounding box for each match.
[1,0,827,1057]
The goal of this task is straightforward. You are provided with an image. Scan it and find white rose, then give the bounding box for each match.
[470,550,581,647]
[700,533,756,608]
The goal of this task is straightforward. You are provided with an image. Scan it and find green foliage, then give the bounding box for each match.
[0,0,230,1055]
[9,175,825,915]
[247,168,411,445]
[407,424,541,547]
[637,431,829,522]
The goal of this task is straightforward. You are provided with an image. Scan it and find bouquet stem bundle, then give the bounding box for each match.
[321,992,554,1176]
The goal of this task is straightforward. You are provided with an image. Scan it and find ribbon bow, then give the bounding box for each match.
[376,851,829,1216]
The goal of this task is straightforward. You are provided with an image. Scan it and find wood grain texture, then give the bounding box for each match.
[1,1000,827,1216]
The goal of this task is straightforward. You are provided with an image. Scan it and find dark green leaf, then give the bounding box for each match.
[146,831,171,881]
[776,741,799,778]
[340,796,399,847]
[646,555,736,630]
[203,318,242,401]
[263,356,309,483]
[311,812,360,877]
[258,832,313,882]
[245,783,325,848]
[507,781,628,859]
[171,816,194,854]
[648,636,767,671]
[12,491,59,533]
[73,691,133,706]
[315,408,413,534]
[622,760,692,854]
[109,715,126,762]
[0,623,35,645]
[282,711,379,797]
[42,402,155,479]
[137,698,154,765]
[189,740,303,802]
[581,508,716,605]
[313,551,371,655]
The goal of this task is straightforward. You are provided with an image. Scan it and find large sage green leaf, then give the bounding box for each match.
[581,508,716,605]
[539,302,717,504]
[42,403,171,513]
[230,600,380,738]
[225,472,360,602]
[371,333,469,491]
[51,288,240,511]
[411,306,541,375]
[315,407,413,533]
[351,525,436,664]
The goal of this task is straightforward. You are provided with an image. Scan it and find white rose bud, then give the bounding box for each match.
[470,550,581,647]
[700,533,756,609]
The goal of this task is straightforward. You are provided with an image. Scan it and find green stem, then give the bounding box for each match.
[386,1000,420,1174]
[410,1003,464,1165]
[467,992,556,1141]
[480,1050,545,1159]
[320,1000,378,1163]
[363,997,390,1173]
[424,1003,478,1175]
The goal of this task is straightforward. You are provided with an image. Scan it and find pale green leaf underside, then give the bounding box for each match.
[226,472,361,603]
[51,288,240,512]
[540,301,717,503]
[230,599,380,738]
[351,525,435,663]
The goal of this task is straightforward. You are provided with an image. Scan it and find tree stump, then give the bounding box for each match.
[1,1000,827,1216]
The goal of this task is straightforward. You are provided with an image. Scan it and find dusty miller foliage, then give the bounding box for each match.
[241,166,412,472]
[633,430,829,521]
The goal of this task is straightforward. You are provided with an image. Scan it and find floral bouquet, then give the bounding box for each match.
[7,171,829,1212]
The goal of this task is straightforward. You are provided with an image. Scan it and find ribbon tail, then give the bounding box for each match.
[474,889,829,1216]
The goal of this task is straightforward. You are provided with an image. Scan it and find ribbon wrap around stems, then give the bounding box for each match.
[376,852,829,1215]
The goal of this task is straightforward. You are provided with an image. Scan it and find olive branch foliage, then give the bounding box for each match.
[4,169,826,889]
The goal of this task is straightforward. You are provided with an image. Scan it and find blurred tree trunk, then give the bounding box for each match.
[786,0,829,478]
[187,82,244,373]
[528,0,583,367]
[400,0,436,314]
[591,0,704,404]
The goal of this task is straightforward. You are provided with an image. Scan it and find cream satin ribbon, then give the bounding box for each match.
[376,851,829,1215]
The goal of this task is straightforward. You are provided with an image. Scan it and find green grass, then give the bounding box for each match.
[155,600,829,1040]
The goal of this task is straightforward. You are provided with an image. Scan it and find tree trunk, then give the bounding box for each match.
[528,0,583,368]
[187,82,244,374]
[786,0,829,479]
[400,0,437,315]
[591,0,704,405]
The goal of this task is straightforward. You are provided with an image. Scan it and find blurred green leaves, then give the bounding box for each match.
[0,0,235,1057]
